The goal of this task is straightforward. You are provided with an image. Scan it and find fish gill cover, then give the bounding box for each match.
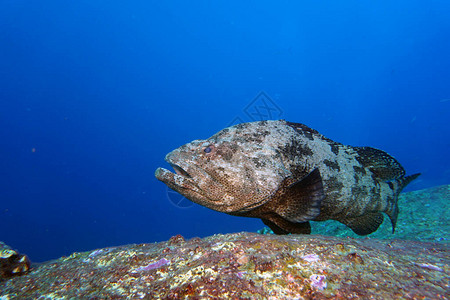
[0,1,449,265]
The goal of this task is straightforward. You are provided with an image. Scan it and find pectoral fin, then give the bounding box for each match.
[239,168,323,235]
[275,168,325,223]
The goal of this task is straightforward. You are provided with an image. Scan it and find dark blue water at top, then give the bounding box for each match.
[1,1,449,262]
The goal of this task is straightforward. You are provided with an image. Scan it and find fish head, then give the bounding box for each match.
[155,121,292,213]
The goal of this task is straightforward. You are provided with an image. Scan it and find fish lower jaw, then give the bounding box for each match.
[155,167,200,191]
[155,167,171,181]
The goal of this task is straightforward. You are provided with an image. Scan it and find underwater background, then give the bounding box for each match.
[1,1,449,263]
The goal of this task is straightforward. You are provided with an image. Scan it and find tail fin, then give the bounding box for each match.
[397,173,421,193]
[386,173,421,233]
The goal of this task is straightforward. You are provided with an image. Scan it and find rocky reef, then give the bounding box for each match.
[1,232,449,299]
[1,185,449,299]
[308,184,450,242]
[0,242,30,281]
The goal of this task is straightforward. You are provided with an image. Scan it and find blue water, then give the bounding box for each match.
[1,1,449,262]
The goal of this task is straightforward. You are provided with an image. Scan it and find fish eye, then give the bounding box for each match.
[204,146,212,153]
[203,145,215,154]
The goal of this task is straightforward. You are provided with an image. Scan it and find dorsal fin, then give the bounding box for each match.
[285,121,336,144]
[354,147,405,181]
[274,168,325,223]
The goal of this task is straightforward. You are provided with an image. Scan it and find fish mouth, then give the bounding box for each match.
[155,154,203,197]
[170,163,191,178]
[155,165,202,197]
[155,153,230,209]
[155,162,196,188]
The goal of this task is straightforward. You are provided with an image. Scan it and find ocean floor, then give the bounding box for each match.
[1,185,449,299]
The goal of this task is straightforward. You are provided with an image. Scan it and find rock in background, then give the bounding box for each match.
[260,184,450,243]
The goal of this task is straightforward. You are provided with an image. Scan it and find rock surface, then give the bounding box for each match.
[1,184,449,299]
[1,232,449,299]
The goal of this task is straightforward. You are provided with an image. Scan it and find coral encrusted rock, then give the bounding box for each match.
[1,233,448,299]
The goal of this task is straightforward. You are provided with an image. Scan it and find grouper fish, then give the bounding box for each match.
[155,120,420,235]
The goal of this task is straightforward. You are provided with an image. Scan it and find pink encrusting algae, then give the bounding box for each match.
[309,274,327,290]
[301,253,319,263]
[415,263,444,272]
[135,258,169,272]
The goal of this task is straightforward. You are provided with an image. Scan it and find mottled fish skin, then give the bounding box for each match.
[155,120,420,235]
